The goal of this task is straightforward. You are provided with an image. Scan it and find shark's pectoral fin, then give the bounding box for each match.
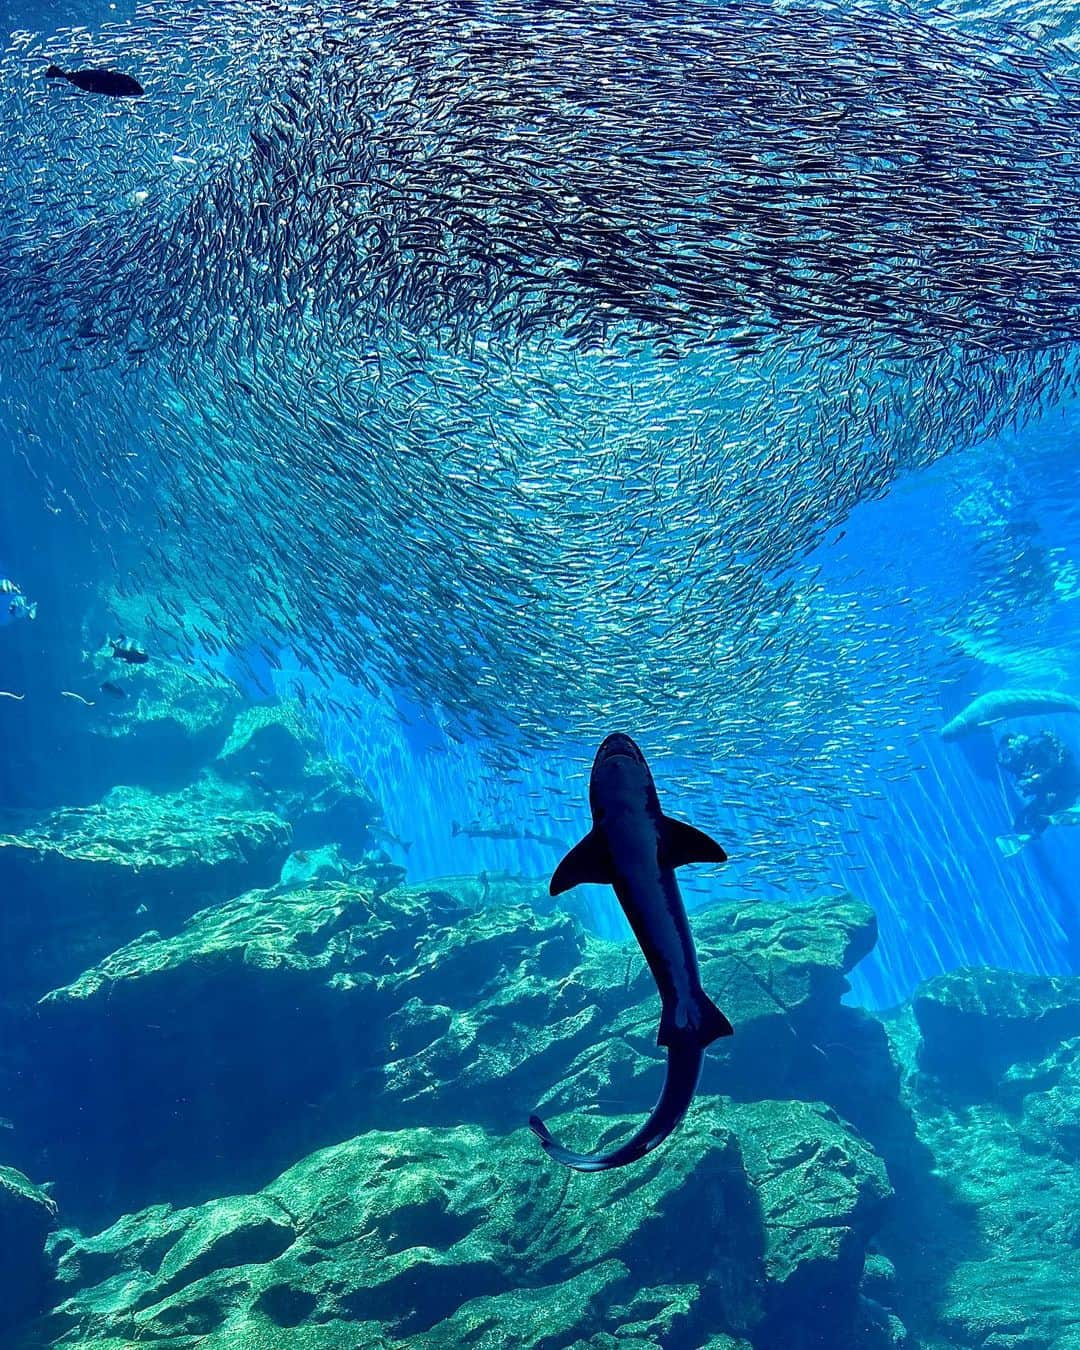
[549,829,614,896]
[659,816,727,868]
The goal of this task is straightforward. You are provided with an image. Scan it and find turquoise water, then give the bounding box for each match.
[1,1,1079,1346]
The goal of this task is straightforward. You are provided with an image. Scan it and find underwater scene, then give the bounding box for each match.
[2,0,1080,1345]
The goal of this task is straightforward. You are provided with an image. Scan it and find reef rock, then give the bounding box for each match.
[880,974,1080,1350]
[216,704,378,855]
[0,778,291,1002]
[87,661,242,794]
[913,966,1080,1094]
[32,1098,892,1350]
[19,883,901,1234]
[0,1164,57,1337]
[215,702,319,788]
[1019,1036,1080,1162]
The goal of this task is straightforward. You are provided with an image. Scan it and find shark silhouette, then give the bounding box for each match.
[530,733,732,1171]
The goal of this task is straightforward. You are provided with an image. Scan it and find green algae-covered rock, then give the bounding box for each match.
[1020,1038,1080,1161]
[88,662,242,785]
[0,1165,57,1336]
[32,1099,891,1350]
[287,757,379,855]
[879,971,1080,1350]
[23,887,898,1229]
[216,704,379,856]
[0,778,292,1000]
[925,1104,1080,1350]
[538,895,901,1159]
[26,884,579,1219]
[913,967,1080,1093]
[733,1099,891,1306]
[216,703,318,788]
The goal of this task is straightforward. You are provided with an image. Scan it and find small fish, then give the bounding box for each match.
[0,579,37,628]
[372,823,413,854]
[109,635,149,665]
[452,819,520,842]
[100,681,126,699]
[452,819,567,851]
[45,65,144,98]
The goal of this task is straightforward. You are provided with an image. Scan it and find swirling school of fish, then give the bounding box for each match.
[2,0,1080,887]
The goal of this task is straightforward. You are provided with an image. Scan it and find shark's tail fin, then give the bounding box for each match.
[529,1039,705,1172]
[658,990,733,1050]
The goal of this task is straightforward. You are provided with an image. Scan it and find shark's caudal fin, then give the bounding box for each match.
[529,1039,706,1172]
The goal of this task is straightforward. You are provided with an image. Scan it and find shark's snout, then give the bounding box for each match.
[595,732,645,765]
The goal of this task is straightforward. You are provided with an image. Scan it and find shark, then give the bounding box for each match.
[941,688,1080,740]
[529,733,732,1172]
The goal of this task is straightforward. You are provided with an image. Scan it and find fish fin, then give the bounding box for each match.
[549,829,613,896]
[529,1040,705,1172]
[45,64,65,78]
[995,833,1029,859]
[660,816,727,868]
[658,991,734,1049]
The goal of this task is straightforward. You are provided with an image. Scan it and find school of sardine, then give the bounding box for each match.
[1,0,1079,887]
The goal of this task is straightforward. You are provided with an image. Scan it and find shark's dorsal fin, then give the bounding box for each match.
[549,829,614,896]
[660,817,727,869]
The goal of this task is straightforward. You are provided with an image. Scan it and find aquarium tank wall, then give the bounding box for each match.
[1,0,1079,1346]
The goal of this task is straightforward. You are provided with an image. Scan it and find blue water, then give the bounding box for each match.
[2,0,1080,1005]
[3,1,1080,1346]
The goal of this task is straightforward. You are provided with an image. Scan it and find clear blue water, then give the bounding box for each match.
[3,0,1080,1345]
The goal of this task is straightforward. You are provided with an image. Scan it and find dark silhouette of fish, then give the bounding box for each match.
[530,734,732,1171]
[100,681,126,699]
[46,65,144,98]
[109,636,149,665]
[452,819,568,850]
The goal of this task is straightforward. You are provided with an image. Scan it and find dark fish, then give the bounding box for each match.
[452,819,519,842]
[100,681,126,699]
[109,636,149,664]
[45,65,144,98]
[530,734,732,1171]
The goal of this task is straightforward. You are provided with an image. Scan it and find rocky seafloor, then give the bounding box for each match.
[1,661,1078,1349]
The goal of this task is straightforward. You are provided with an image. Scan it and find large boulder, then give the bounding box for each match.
[734,1099,891,1333]
[17,885,902,1232]
[879,970,1080,1350]
[32,1099,893,1350]
[86,662,243,794]
[1019,1037,1080,1162]
[216,705,379,857]
[0,1165,57,1338]
[0,779,292,1003]
[913,967,1080,1095]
